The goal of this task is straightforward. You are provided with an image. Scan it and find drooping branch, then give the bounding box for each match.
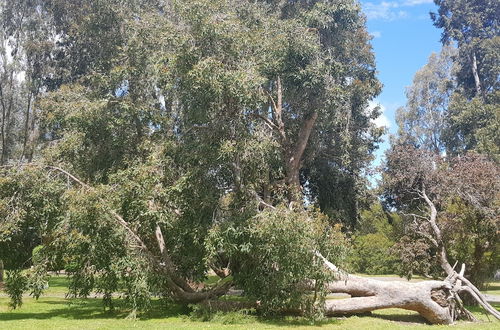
[0,163,233,303]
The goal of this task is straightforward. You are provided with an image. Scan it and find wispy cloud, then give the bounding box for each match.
[370,31,382,38]
[362,0,433,21]
[404,0,433,5]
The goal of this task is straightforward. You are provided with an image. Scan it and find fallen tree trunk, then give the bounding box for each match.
[313,252,459,324]
[315,251,500,325]
[324,275,454,324]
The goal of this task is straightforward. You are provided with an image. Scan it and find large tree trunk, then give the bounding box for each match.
[262,76,318,200]
[314,251,500,325]
[324,275,454,324]
[312,185,500,325]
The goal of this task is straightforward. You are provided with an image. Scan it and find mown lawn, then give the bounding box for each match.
[1,297,499,330]
[483,282,500,296]
[0,275,499,329]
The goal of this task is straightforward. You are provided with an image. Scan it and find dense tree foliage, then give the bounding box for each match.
[382,145,499,286]
[429,0,500,159]
[0,0,383,315]
[348,203,401,275]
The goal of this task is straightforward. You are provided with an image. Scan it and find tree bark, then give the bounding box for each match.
[263,76,318,199]
[285,112,318,191]
[323,275,454,324]
[20,92,33,162]
[471,51,482,96]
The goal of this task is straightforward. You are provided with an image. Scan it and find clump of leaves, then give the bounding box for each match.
[4,269,28,309]
[210,206,348,319]
[28,246,49,300]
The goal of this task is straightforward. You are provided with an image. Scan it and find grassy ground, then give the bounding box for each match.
[0,297,499,330]
[483,282,500,295]
[0,275,499,329]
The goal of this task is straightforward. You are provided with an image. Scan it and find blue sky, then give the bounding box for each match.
[359,0,443,173]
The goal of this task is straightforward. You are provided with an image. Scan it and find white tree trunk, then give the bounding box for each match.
[324,275,454,324]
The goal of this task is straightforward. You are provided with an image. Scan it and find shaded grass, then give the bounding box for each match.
[1,275,499,329]
[45,276,70,295]
[0,297,499,329]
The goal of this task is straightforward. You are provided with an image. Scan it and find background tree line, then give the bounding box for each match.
[358,0,499,288]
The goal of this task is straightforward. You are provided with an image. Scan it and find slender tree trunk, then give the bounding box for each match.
[471,51,482,96]
[0,83,8,165]
[20,92,33,162]
[0,70,16,164]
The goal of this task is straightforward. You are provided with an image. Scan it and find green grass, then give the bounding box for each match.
[1,275,499,329]
[45,275,70,295]
[483,282,500,295]
[0,297,499,329]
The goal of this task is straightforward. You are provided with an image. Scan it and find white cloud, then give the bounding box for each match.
[404,0,433,5]
[363,0,432,21]
[370,31,382,38]
[363,2,406,21]
[368,100,391,129]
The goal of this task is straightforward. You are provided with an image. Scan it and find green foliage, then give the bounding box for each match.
[349,203,401,275]
[4,269,28,309]
[0,168,66,269]
[210,207,348,316]
[442,199,499,287]
[432,0,500,97]
[396,45,456,153]
[0,0,382,316]
[28,245,49,300]
[350,234,398,275]
[443,91,500,160]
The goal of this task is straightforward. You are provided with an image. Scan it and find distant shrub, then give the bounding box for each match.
[349,233,399,275]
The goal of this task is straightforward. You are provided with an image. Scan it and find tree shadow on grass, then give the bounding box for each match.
[0,298,190,322]
[369,310,428,325]
[251,314,345,328]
